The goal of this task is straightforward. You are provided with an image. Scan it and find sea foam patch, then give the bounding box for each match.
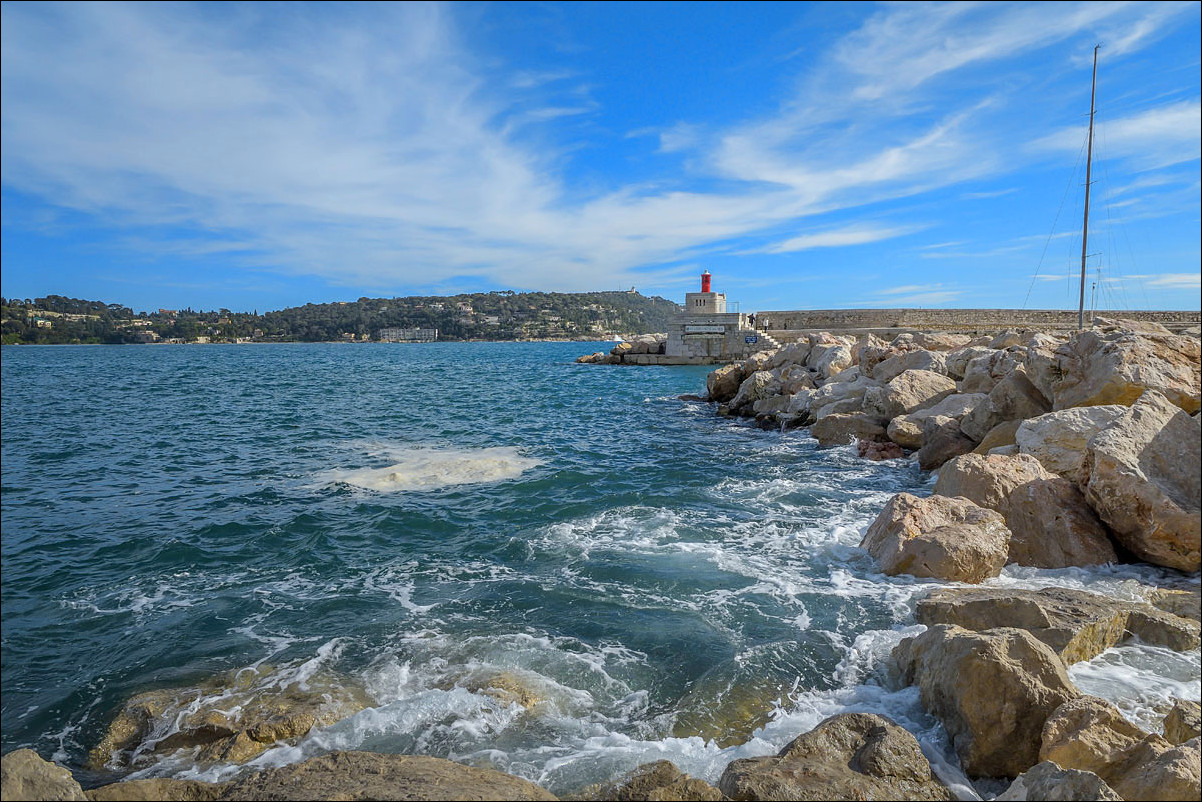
[326,446,542,492]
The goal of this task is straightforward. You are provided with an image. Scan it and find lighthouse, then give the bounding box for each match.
[685,269,726,314]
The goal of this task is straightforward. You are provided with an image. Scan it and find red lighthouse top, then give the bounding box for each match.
[701,271,711,293]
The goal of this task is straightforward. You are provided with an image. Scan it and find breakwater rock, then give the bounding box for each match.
[702,321,1201,574]
[576,334,668,364]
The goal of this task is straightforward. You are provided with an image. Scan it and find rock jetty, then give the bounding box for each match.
[701,320,1201,575]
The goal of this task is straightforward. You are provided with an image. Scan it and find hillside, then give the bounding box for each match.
[0,291,680,345]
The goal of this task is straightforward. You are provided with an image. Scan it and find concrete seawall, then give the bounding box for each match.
[755,309,1200,335]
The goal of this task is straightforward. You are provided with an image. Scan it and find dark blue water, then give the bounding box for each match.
[2,342,1191,795]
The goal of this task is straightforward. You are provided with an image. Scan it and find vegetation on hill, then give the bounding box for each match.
[0,291,680,345]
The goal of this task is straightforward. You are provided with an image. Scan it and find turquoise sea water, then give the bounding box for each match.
[2,342,1197,797]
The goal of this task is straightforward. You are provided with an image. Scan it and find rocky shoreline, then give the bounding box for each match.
[4,319,1200,801]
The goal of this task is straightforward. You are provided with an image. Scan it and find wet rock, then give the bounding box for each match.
[219,751,559,801]
[1014,406,1126,483]
[707,364,747,403]
[862,370,958,421]
[914,587,1199,665]
[717,713,954,801]
[1079,390,1201,571]
[1164,700,1202,745]
[1040,696,1201,802]
[860,493,1010,583]
[857,438,906,460]
[934,453,1116,568]
[584,761,725,801]
[995,761,1121,801]
[1147,588,1202,622]
[892,624,1079,778]
[89,665,370,769]
[0,749,86,802]
[728,371,781,416]
[810,412,887,447]
[915,415,976,471]
[1052,328,1201,414]
[887,392,984,450]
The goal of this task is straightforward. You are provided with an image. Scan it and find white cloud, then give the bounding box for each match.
[1030,101,1202,169]
[1145,273,1202,289]
[763,224,922,254]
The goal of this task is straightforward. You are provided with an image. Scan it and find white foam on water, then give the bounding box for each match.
[322,445,542,492]
[1068,644,1202,733]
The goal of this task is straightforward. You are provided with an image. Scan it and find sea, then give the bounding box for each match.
[1,342,1198,799]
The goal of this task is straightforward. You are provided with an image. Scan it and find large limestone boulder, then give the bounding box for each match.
[1015,406,1126,483]
[959,370,1051,443]
[860,493,1010,583]
[707,363,746,403]
[89,666,370,770]
[915,587,1199,665]
[219,751,559,801]
[581,761,723,801]
[1164,700,1202,745]
[1079,390,1201,571]
[861,370,957,421]
[892,625,1080,778]
[971,419,1023,455]
[812,343,853,379]
[934,453,1117,568]
[915,415,977,471]
[871,349,948,383]
[768,341,813,370]
[887,393,985,450]
[800,375,878,421]
[1040,696,1201,802]
[717,713,954,801]
[0,750,86,802]
[945,346,999,381]
[995,761,1121,801]
[88,779,229,801]
[728,370,782,416]
[1052,328,1201,414]
[810,412,886,447]
[960,349,1025,394]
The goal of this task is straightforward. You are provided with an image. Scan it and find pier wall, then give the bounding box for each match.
[756,309,1200,335]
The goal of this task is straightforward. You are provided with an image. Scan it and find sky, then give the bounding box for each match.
[1,1,1199,314]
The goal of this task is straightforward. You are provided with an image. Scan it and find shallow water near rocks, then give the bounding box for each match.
[2,342,1197,798]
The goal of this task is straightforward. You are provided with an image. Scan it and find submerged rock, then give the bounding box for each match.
[717,713,954,801]
[860,493,1009,583]
[892,625,1079,778]
[580,761,724,801]
[89,665,371,770]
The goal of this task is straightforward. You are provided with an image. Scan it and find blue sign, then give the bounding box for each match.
[745,335,758,344]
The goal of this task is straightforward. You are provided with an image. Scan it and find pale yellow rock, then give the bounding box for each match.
[1079,390,1201,572]
[860,493,1010,583]
[893,625,1079,778]
[1052,328,1201,413]
[0,750,86,802]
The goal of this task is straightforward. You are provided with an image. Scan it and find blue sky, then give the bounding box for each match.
[2,1,1199,313]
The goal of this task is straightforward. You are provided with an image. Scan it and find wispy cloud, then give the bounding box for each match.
[1030,100,1202,169]
[760,224,923,254]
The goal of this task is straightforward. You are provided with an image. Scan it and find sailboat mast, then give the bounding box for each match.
[1078,44,1100,330]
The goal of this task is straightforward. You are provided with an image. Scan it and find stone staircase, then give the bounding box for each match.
[743,329,782,352]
